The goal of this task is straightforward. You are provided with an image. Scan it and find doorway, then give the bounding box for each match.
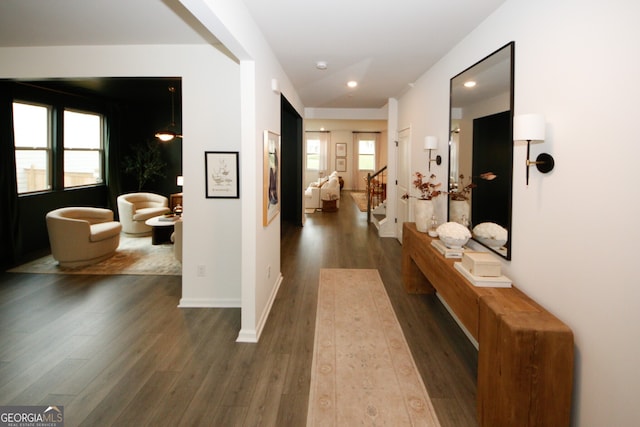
[280,95,303,226]
[396,127,411,243]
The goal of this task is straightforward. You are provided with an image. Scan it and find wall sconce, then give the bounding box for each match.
[513,114,555,185]
[176,175,184,187]
[424,136,441,171]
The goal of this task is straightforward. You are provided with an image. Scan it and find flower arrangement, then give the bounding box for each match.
[448,172,497,201]
[402,172,442,200]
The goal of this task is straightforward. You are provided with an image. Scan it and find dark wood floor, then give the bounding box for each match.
[0,192,477,426]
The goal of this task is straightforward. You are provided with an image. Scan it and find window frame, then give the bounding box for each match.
[357,138,376,171]
[13,101,53,195]
[12,91,107,196]
[306,138,321,171]
[62,108,105,189]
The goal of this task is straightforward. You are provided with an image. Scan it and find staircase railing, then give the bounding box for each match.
[366,166,387,223]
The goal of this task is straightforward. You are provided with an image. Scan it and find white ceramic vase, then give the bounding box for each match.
[414,199,434,233]
[450,200,470,225]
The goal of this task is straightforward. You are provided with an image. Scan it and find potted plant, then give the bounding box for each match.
[123,140,167,191]
[402,172,442,232]
[448,172,496,225]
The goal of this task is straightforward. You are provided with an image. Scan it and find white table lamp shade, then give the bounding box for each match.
[514,114,545,141]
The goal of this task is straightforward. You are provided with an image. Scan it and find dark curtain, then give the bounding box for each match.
[0,82,22,269]
[106,104,124,218]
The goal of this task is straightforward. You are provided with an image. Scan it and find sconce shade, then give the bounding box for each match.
[176,175,184,186]
[424,136,438,150]
[513,114,545,141]
[425,136,441,171]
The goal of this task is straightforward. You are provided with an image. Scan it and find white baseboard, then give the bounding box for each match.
[236,273,284,343]
[177,297,240,308]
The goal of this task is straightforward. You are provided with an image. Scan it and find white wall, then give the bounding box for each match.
[179,0,305,342]
[0,43,243,309]
[305,119,388,190]
[398,0,640,425]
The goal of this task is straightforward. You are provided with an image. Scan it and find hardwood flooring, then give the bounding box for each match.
[0,192,477,426]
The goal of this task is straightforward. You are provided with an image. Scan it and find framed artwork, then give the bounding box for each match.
[205,151,239,198]
[336,157,347,172]
[336,142,347,158]
[263,130,281,225]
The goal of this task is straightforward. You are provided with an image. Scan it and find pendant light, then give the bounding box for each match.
[155,86,182,142]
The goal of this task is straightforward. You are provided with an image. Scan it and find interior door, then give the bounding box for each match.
[396,127,411,243]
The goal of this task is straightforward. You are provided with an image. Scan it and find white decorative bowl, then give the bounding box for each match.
[474,236,507,248]
[436,222,471,249]
[472,222,508,248]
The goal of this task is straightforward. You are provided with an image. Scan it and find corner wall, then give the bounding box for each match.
[398,1,640,425]
[179,0,305,341]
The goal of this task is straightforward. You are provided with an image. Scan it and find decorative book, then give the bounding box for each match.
[454,262,512,288]
[431,239,464,259]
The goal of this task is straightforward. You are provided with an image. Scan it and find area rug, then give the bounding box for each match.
[350,191,368,212]
[307,268,440,426]
[7,234,181,276]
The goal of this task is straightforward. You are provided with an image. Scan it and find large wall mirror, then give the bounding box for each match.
[448,42,514,259]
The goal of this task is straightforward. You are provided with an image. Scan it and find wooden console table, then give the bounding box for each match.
[402,222,573,427]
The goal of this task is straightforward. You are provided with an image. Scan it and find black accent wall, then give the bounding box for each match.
[2,78,183,267]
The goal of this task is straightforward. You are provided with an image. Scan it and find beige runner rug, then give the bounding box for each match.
[308,268,440,426]
[350,191,368,212]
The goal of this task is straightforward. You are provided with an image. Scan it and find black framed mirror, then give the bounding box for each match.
[448,42,514,259]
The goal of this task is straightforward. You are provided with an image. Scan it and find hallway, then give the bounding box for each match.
[0,191,478,426]
[279,191,478,425]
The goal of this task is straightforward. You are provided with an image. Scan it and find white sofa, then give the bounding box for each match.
[46,207,122,268]
[117,192,170,235]
[305,172,341,210]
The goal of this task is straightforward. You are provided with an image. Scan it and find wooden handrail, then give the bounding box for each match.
[366,166,387,222]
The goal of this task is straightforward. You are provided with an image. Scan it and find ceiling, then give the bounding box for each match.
[0,0,507,109]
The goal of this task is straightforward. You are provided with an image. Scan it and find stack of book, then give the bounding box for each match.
[453,252,512,288]
[431,239,464,259]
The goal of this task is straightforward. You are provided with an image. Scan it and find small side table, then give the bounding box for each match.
[170,192,183,211]
[145,216,177,245]
[322,199,338,212]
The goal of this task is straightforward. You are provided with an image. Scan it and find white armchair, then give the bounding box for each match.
[46,207,122,268]
[117,192,170,235]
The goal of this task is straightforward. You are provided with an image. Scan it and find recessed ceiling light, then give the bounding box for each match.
[464,81,476,88]
[316,61,327,70]
[347,80,358,88]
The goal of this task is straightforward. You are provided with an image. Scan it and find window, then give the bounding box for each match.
[306,138,321,170]
[358,139,376,170]
[13,101,105,194]
[13,102,51,194]
[305,132,328,172]
[63,109,104,188]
